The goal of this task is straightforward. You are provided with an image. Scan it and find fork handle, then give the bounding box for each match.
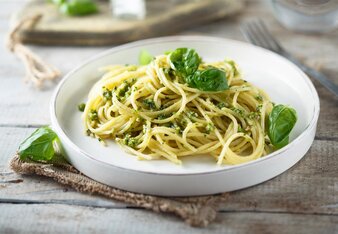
[286,55,338,98]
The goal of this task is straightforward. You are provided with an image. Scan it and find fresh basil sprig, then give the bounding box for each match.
[268,104,297,149]
[18,126,61,162]
[169,48,228,92]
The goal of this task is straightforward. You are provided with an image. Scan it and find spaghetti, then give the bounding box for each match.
[82,49,275,165]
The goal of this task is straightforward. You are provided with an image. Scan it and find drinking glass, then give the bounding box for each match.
[271,0,338,32]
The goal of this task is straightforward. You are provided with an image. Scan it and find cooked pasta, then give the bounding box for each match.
[82,48,279,165]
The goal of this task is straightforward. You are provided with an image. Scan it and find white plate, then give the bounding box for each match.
[50,36,320,196]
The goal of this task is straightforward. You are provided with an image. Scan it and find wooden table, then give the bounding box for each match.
[1,1,337,233]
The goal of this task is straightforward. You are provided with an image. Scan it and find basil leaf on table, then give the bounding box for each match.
[169,48,200,77]
[268,104,297,149]
[139,49,153,65]
[60,0,98,16]
[189,68,228,92]
[18,126,61,162]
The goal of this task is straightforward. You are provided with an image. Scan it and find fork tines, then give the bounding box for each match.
[240,19,284,53]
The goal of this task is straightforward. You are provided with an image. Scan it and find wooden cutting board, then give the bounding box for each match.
[12,0,243,46]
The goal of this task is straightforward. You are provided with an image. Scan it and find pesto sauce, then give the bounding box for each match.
[255,95,263,102]
[216,102,229,109]
[205,122,215,134]
[89,110,98,121]
[122,134,139,148]
[142,99,156,110]
[102,87,112,101]
[230,107,245,117]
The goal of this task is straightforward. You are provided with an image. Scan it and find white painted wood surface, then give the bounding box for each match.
[0,0,337,233]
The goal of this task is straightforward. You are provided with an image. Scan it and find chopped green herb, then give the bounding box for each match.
[231,107,245,117]
[122,134,139,148]
[142,99,156,110]
[157,113,171,120]
[255,95,263,102]
[187,111,198,119]
[205,122,215,134]
[78,103,86,112]
[177,117,188,128]
[169,122,182,135]
[89,110,98,121]
[247,111,260,120]
[238,126,246,133]
[102,87,112,101]
[216,102,229,109]
[256,104,263,112]
[116,82,131,98]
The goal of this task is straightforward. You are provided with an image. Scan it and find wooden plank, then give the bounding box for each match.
[223,139,338,214]
[0,204,337,233]
[0,127,337,215]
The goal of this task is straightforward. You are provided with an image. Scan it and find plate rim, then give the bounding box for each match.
[50,35,320,176]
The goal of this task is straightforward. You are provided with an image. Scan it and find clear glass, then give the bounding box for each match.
[271,0,338,33]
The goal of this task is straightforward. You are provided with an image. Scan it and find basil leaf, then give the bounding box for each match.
[169,48,200,77]
[60,0,98,16]
[189,68,229,92]
[268,104,297,149]
[18,126,60,162]
[139,49,153,65]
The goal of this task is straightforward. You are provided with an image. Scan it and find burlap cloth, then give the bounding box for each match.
[10,154,229,227]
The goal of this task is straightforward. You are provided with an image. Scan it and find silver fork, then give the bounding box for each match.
[240,19,338,98]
